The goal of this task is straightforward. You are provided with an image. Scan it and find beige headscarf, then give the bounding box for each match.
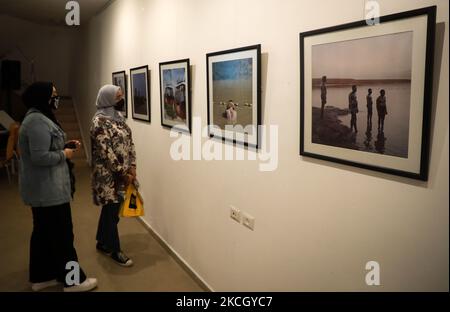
[93,84,124,122]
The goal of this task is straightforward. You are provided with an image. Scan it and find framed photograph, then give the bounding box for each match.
[206,44,261,148]
[130,65,151,122]
[112,70,128,117]
[300,6,436,180]
[159,59,191,133]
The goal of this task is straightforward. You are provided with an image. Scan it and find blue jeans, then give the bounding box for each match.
[96,202,122,252]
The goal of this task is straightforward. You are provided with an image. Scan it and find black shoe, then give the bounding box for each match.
[96,242,112,256]
[111,251,133,267]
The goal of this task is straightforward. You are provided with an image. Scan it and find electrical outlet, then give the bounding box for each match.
[242,212,255,230]
[230,205,241,223]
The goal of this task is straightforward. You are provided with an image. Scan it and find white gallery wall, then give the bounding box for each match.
[0,14,78,95]
[71,0,449,291]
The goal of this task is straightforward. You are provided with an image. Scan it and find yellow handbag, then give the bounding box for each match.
[119,183,144,217]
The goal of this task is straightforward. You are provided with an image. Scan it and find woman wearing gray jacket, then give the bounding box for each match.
[19,82,97,292]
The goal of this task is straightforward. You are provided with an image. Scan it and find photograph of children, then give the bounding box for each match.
[207,45,261,147]
[211,58,254,134]
[159,59,191,131]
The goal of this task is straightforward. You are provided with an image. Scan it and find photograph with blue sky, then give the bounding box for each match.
[213,58,252,81]
[211,57,254,131]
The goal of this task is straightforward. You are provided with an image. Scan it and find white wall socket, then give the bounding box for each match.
[242,212,255,231]
[230,205,241,223]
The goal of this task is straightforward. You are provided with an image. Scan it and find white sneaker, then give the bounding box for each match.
[63,277,98,292]
[31,279,61,292]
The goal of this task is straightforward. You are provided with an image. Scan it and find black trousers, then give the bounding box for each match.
[378,115,386,130]
[350,113,358,132]
[96,202,121,253]
[30,203,86,286]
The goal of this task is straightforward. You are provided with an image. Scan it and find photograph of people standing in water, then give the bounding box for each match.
[311,31,412,159]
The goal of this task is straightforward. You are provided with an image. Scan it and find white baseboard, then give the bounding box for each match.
[137,216,214,292]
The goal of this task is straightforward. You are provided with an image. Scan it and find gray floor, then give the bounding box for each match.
[0,159,204,292]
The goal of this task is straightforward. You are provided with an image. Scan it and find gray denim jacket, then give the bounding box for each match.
[18,108,71,207]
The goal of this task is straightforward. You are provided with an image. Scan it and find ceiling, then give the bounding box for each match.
[0,0,112,26]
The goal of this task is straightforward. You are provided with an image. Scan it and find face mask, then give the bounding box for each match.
[115,98,125,111]
[49,96,60,110]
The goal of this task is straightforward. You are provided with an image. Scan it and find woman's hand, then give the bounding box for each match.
[64,148,74,160]
[129,166,137,180]
[125,173,134,185]
[125,166,137,185]
[66,140,82,151]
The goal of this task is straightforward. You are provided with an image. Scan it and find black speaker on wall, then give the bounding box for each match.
[1,60,21,90]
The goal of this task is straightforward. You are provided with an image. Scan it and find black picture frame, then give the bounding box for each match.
[130,65,151,122]
[112,70,128,118]
[206,44,261,148]
[159,59,192,133]
[300,6,436,181]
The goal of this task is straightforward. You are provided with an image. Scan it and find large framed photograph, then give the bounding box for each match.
[130,65,151,122]
[112,70,128,117]
[159,59,191,133]
[300,6,436,180]
[206,44,261,148]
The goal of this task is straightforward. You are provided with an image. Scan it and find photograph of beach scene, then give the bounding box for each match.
[132,72,148,116]
[311,31,412,158]
[212,58,254,134]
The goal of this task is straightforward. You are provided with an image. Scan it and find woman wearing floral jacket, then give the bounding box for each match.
[91,85,136,267]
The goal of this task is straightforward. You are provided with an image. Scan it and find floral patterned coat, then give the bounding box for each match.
[91,116,136,206]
